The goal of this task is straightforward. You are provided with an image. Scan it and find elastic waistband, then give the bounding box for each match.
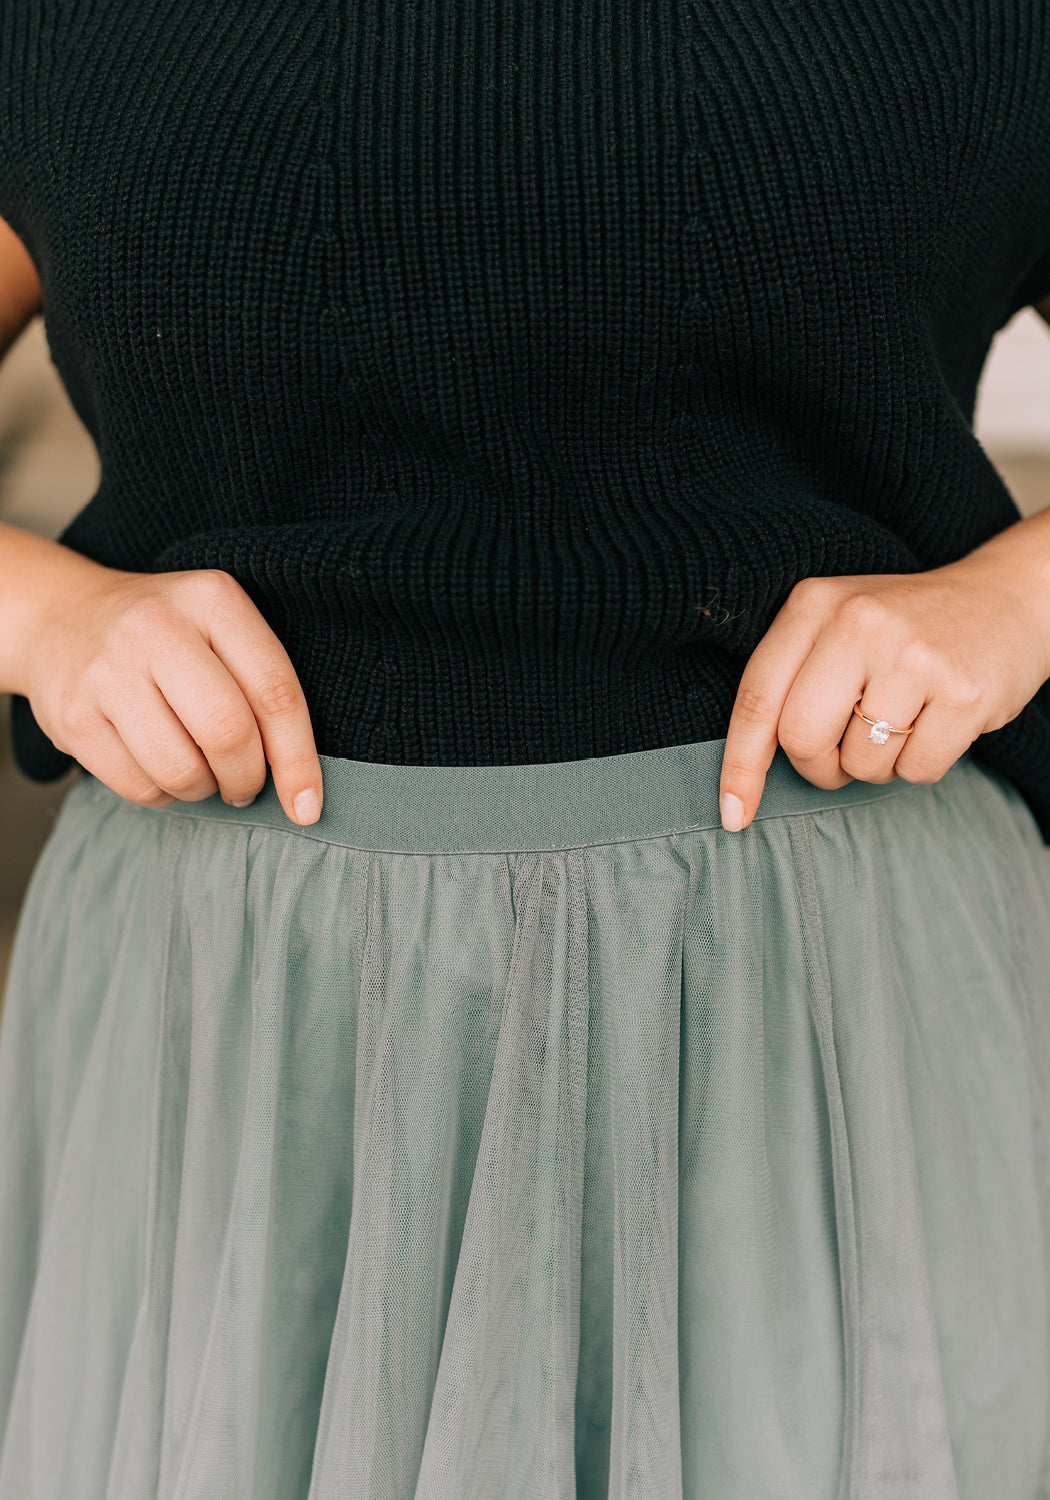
[86,737,929,854]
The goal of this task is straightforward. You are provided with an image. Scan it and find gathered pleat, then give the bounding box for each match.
[1,749,1049,1498]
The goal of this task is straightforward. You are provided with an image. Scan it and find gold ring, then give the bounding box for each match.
[852,699,916,746]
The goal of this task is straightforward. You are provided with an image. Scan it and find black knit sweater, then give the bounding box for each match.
[3,1,1050,834]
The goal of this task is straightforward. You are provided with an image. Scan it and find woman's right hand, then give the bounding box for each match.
[0,216,321,826]
[21,561,324,825]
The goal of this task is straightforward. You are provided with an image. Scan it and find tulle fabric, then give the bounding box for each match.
[1,746,1049,1498]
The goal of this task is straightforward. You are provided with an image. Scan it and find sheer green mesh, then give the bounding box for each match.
[1,742,1048,1497]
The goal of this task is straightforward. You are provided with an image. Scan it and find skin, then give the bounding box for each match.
[2,215,1050,830]
[0,215,324,825]
[719,291,1050,831]
[0,215,41,350]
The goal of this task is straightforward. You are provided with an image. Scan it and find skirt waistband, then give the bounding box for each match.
[86,737,930,855]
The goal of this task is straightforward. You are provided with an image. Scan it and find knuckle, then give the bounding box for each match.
[202,708,256,754]
[256,672,303,718]
[719,757,757,786]
[45,724,72,755]
[226,783,265,806]
[47,723,78,756]
[840,750,895,783]
[836,749,862,780]
[786,575,835,612]
[777,722,824,760]
[80,653,120,692]
[893,759,940,785]
[774,717,822,762]
[896,638,940,679]
[138,784,178,807]
[58,702,101,745]
[156,757,208,794]
[937,678,982,714]
[733,685,777,726]
[189,568,243,603]
[802,763,857,790]
[124,776,171,806]
[835,590,890,636]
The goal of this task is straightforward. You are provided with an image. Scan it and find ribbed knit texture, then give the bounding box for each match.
[2,1,1050,833]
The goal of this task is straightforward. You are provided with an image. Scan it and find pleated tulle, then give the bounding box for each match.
[2,753,1050,1498]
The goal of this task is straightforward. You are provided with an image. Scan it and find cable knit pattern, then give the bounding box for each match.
[2,1,1050,833]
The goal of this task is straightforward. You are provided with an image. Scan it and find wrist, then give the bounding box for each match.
[942,506,1050,683]
[0,523,124,697]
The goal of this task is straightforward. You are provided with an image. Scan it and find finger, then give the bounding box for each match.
[839,680,928,784]
[200,603,323,825]
[107,677,226,803]
[150,647,267,804]
[69,714,178,808]
[720,600,825,831]
[891,692,980,785]
[773,630,873,789]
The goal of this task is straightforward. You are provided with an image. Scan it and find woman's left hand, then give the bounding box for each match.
[717,529,1050,832]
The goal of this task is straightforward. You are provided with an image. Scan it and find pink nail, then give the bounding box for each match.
[293,789,321,824]
[719,792,745,832]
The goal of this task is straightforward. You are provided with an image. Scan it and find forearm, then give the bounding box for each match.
[0,521,117,697]
[0,217,43,358]
[943,501,1050,674]
[951,295,1050,624]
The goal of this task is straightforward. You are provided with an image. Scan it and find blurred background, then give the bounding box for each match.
[2,310,1050,993]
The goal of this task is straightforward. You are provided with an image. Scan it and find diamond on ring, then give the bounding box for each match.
[867,720,892,746]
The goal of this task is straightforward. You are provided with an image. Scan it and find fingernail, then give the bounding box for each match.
[231,797,255,808]
[719,792,746,832]
[293,788,321,824]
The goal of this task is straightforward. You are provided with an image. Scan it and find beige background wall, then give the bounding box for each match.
[2,309,1050,991]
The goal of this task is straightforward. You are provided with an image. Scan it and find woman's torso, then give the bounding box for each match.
[2,0,1049,821]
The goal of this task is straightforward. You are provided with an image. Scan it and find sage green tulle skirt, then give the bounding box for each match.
[2,738,1050,1498]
